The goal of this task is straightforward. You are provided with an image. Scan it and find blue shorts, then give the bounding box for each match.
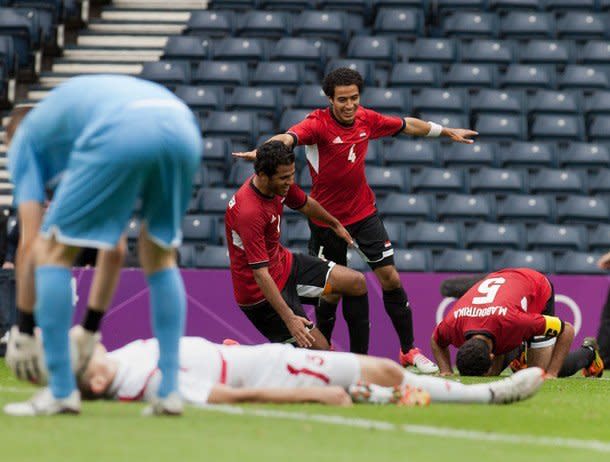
[40,103,202,249]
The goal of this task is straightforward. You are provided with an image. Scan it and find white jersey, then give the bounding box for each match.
[107,337,361,405]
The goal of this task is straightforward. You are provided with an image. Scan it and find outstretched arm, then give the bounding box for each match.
[207,384,353,406]
[402,117,478,144]
[233,133,295,161]
[298,197,353,246]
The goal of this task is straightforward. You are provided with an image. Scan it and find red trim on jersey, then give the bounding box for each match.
[286,364,330,384]
[118,367,159,402]
[218,350,227,385]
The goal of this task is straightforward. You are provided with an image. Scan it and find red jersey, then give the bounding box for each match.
[287,106,404,227]
[433,268,561,354]
[225,177,308,306]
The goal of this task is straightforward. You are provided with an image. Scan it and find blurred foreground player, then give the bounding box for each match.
[432,268,603,377]
[4,75,202,416]
[77,336,545,407]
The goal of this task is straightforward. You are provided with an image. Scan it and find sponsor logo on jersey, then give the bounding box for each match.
[332,136,343,144]
[360,131,367,137]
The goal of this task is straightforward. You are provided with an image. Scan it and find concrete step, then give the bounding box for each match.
[76,35,168,48]
[87,22,186,34]
[63,48,162,62]
[100,10,191,22]
[51,62,143,74]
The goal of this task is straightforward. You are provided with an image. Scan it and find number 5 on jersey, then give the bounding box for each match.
[348,144,356,163]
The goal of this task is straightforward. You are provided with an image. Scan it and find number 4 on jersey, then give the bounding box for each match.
[348,144,356,163]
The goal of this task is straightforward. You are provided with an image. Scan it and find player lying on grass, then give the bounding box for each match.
[55,335,546,409]
[431,268,604,377]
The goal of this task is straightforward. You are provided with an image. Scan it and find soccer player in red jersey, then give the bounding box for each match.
[226,141,370,349]
[234,68,477,373]
[432,268,604,377]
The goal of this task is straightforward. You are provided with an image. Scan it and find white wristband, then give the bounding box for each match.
[426,121,443,138]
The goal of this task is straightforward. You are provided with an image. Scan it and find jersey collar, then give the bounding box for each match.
[249,177,275,200]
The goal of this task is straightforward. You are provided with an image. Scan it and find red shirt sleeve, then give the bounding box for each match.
[433,322,451,348]
[287,111,320,146]
[284,183,307,210]
[234,206,270,268]
[365,108,405,140]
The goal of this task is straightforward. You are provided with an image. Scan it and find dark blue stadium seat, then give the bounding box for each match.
[434,249,490,273]
[374,8,422,38]
[270,38,325,71]
[0,7,36,70]
[442,11,497,38]
[228,86,280,119]
[286,218,311,246]
[518,40,572,64]
[251,62,304,88]
[209,0,256,9]
[589,115,610,141]
[475,114,526,141]
[406,221,464,249]
[588,169,610,195]
[182,215,216,243]
[228,160,255,187]
[412,88,466,114]
[361,88,409,114]
[465,222,525,250]
[259,0,316,9]
[588,224,610,251]
[187,10,234,37]
[212,37,267,64]
[347,36,396,67]
[319,0,371,15]
[326,59,375,85]
[528,90,580,115]
[530,115,584,141]
[555,251,605,275]
[372,0,428,11]
[378,193,436,222]
[294,11,348,45]
[418,112,468,131]
[197,187,235,215]
[557,65,609,90]
[194,245,231,269]
[488,0,542,10]
[580,40,610,65]
[178,245,196,268]
[496,194,554,223]
[556,195,609,224]
[470,89,524,114]
[584,90,610,115]
[192,61,248,87]
[384,139,439,167]
[202,137,231,167]
[544,0,596,10]
[498,141,556,168]
[280,109,311,131]
[14,7,50,50]
[459,39,515,65]
[443,63,496,88]
[526,223,586,251]
[383,219,407,245]
[500,64,555,90]
[0,35,16,76]
[470,168,526,194]
[205,111,258,145]
[558,142,609,168]
[365,166,406,194]
[412,167,466,194]
[556,12,606,40]
[441,142,497,168]
[437,194,494,222]
[293,85,328,109]
[366,140,383,165]
[175,85,224,114]
[236,10,291,39]
[408,38,458,63]
[500,12,555,39]
[163,36,211,61]
[393,248,432,272]
[139,61,189,88]
[493,250,553,272]
[529,168,585,195]
[437,0,487,11]
[298,165,313,192]
[389,63,441,88]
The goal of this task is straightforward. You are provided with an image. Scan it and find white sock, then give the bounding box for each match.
[401,370,492,403]
[349,383,397,404]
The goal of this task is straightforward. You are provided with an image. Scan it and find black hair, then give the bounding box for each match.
[322,67,364,98]
[254,140,295,178]
[456,337,492,376]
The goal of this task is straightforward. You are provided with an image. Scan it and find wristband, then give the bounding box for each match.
[426,121,443,138]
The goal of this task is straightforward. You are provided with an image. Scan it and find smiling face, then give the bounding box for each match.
[265,163,296,197]
[329,84,360,125]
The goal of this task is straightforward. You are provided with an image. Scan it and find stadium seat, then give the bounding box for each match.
[412,167,466,194]
[182,215,216,244]
[544,0,596,10]
[529,169,585,195]
[201,165,226,187]
[294,85,328,109]
[0,8,36,71]
[178,245,196,268]
[433,249,490,273]
[326,59,375,85]
[377,192,436,222]
[384,139,439,167]
[192,61,248,87]
[383,219,407,246]
[556,12,606,40]
[526,223,586,251]
[298,166,313,192]
[588,169,610,195]
[251,62,304,88]
[406,221,464,249]
[493,250,553,273]
[270,38,325,71]
[228,160,255,187]
[361,88,409,114]
[498,141,555,168]
[443,63,496,88]
[500,12,555,39]
[527,90,580,116]
[194,245,231,269]
[139,61,189,89]
[259,0,316,10]
[365,166,405,194]
[441,142,497,168]
[373,8,422,38]
[365,140,383,165]
[163,36,211,61]
[555,251,605,275]
[584,90,610,116]
[388,63,441,88]
[286,218,311,246]
[470,89,524,115]
[197,187,235,215]
[201,137,231,167]
[496,194,554,223]
[408,38,458,64]
[470,168,526,194]
[588,224,610,251]
[205,111,258,145]
[500,64,555,90]
[442,12,497,38]
[187,10,235,37]
[556,195,609,224]
[474,114,526,141]
[557,142,610,169]
[175,85,224,114]
[209,0,256,9]
[347,36,396,67]
[436,0,487,12]
[319,0,371,15]
[580,41,610,65]
[0,35,16,77]
[345,247,370,271]
[280,109,311,132]
[212,37,267,64]
[393,248,432,272]
[589,115,610,141]
[293,11,348,45]
[557,65,609,90]
[438,194,494,222]
[236,11,291,39]
[227,86,280,120]
[518,40,572,64]
[465,222,525,250]
[422,112,470,130]
[530,115,584,141]
[412,88,466,114]
[372,0,428,10]
[459,39,515,65]
[488,0,542,10]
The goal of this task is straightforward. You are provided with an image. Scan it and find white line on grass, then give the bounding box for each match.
[0,386,34,393]
[197,405,610,454]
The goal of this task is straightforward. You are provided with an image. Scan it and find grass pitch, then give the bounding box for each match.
[1,360,608,462]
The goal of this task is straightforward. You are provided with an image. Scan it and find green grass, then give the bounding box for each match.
[1,359,609,462]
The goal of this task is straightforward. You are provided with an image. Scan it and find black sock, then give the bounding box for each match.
[17,309,35,335]
[558,347,595,377]
[315,299,338,343]
[82,307,104,333]
[342,294,370,354]
[382,287,414,352]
